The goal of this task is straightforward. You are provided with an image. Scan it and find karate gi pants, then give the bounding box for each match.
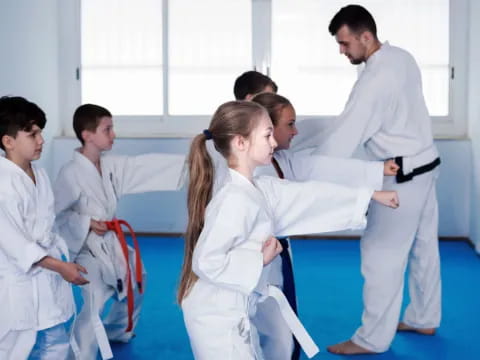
[70,247,145,360]
[352,169,441,352]
[0,323,70,360]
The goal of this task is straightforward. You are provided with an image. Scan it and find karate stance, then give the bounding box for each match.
[54,104,185,359]
[178,100,399,359]
[306,5,441,355]
[251,92,399,359]
[0,96,88,360]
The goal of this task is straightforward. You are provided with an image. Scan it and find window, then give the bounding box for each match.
[271,0,450,116]
[60,0,468,138]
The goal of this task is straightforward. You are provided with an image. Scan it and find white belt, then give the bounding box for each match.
[265,285,319,358]
[87,283,113,359]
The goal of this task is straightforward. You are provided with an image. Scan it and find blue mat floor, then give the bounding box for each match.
[76,238,480,359]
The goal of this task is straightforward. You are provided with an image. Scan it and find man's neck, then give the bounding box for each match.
[366,40,382,61]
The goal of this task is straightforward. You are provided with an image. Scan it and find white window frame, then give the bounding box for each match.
[58,0,468,139]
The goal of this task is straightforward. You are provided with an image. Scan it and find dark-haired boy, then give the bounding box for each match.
[233,70,278,100]
[0,96,88,359]
[54,103,185,360]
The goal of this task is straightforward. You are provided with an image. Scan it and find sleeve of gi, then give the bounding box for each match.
[108,153,186,196]
[257,176,373,237]
[0,191,48,274]
[286,151,384,190]
[54,167,91,258]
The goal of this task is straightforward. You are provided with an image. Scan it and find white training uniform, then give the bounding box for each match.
[0,156,74,360]
[306,42,441,352]
[182,168,374,360]
[252,149,384,359]
[54,150,184,360]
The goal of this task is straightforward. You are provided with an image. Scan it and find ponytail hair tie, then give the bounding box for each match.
[203,129,213,140]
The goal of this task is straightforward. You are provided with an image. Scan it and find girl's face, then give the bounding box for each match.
[247,113,278,166]
[273,105,297,150]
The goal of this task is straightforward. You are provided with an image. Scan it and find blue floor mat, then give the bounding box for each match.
[75,238,479,359]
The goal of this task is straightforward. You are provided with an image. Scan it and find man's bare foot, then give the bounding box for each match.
[327,340,376,355]
[397,322,436,335]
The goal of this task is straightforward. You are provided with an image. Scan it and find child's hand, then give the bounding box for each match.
[384,159,400,176]
[58,262,89,285]
[262,236,283,266]
[372,190,399,208]
[90,219,108,235]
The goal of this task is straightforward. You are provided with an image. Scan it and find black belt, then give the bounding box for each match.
[394,156,441,183]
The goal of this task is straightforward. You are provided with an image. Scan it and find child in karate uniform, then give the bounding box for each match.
[178,100,399,359]
[250,92,398,359]
[0,96,88,360]
[54,104,185,360]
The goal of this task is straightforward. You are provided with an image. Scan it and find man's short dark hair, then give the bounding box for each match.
[328,4,377,38]
[73,104,112,145]
[233,71,278,100]
[0,96,46,151]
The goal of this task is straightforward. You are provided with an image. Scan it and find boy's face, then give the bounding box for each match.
[2,124,44,162]
[84,116,115,151]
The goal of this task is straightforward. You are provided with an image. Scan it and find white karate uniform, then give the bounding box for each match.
[253,150,384,359]
[305,42,441,352]
[54,150,184,360]
[182,168,374,359]
[0,157,74,360]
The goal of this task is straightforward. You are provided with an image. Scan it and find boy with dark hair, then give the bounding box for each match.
[0,96,88,359]
[54,103,185,360]
[233,70,278,100]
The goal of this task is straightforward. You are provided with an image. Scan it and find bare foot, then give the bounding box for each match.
[327,340,376,355]
[397,322,436,335]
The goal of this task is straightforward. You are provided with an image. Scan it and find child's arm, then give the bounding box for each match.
[54,167,91,258]
[0,197,48,274]
[257,176,398,238]
[107,153,186,197]
[285,151,391,190]
[36,256,89,285]
[262,236,283,266]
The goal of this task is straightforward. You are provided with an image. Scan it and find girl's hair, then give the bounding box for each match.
[251,93,292,127]
[177,100,267,303]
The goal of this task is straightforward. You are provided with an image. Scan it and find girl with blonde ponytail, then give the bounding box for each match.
[179,100,398,360]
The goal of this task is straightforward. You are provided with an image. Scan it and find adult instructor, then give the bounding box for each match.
[313,5,442,355]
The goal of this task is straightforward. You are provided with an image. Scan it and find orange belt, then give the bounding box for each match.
[105,218,144,332]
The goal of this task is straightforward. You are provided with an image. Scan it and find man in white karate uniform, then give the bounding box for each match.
[305,5,441,355]
[54,104,185,360]
[0,96,89,360]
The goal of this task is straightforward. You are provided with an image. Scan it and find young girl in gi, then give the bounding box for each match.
[178,100,399,359]
[249,92,399,359]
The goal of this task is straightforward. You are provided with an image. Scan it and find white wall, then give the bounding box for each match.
[467,0,480,252]
[0,0,61,174]
[0,0,478,240]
